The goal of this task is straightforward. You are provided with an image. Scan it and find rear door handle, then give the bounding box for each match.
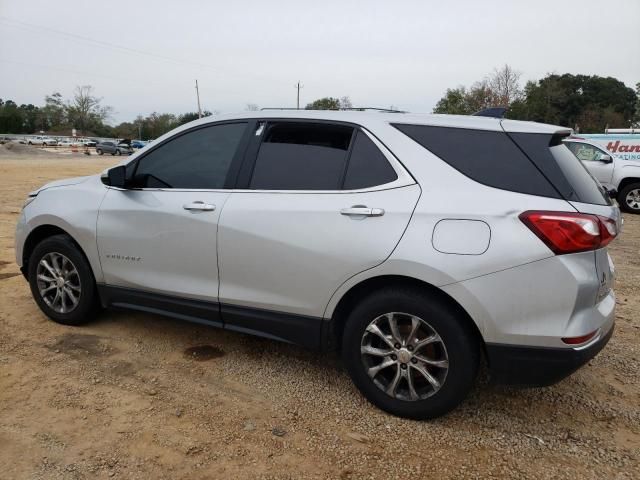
[183,201,216,211]
[340,206,385,217]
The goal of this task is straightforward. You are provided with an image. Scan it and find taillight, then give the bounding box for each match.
[519,211,618,255]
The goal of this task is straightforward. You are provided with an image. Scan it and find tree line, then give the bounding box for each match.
[0,86,212,139]
[433,65,638,133]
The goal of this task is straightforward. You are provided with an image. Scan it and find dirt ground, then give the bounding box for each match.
[0,147,638,479]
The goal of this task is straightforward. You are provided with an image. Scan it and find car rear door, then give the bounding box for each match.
[96,121,251,312]
[217,120,420,347]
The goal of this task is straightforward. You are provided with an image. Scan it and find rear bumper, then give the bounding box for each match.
[486,322,614,387]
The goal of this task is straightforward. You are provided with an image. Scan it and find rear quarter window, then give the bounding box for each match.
[392,124,559,198]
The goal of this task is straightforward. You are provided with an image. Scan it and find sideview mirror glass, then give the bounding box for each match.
[598,153,613,164]
[103,165,127,188]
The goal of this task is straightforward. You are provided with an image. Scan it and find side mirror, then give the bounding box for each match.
[598,153,613,164]
[101,165,127,188]
[606,188,618,199]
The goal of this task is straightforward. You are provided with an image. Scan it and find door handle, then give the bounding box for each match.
[183,201,216,211]
[340,206,385,217]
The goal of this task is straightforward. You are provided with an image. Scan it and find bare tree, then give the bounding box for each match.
[245,103,259,111]
[66,85,112,135]
[339,96,353,109]
[488,64,523,107]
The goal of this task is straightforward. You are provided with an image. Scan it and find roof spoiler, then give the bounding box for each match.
[472,107,508,118]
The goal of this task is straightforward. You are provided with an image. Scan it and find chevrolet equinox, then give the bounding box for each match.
[15,111,619,419]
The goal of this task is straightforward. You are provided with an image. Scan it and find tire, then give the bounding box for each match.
[42,142,47,147]
[97,149,103,155]
[116,149,121,156]
[27,234,98,326]
[618,182,640,214]
[28,141,33,145]
[342,287,479,419]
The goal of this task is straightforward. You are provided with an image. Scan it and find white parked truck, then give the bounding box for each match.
[565,132,640,213]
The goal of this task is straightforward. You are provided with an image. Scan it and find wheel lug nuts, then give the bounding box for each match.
[394,343,401,349]
[407,345,414,352]
[400,364,407,370]
[411,358,418,364]
[391,354,397,360]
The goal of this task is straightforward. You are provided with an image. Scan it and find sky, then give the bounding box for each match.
[0,0,638,125]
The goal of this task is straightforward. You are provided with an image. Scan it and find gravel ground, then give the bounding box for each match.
[0,150,638,479]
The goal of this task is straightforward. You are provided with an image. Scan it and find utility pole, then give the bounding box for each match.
[195,79,202,118]
[295,81,304,109]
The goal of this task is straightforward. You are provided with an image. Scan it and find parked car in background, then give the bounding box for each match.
[131,140,147,149]
[27,136,57,146]
[15,111,619,419]
[57,139,82,147]
[565,135,640,213]
[79,138,97,147]
[95,141,133,156]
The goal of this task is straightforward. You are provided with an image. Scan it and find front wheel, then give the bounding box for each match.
[28,234,98,325]
[96,149,103,155]
[618,182,640,213]
[342,288,479,419]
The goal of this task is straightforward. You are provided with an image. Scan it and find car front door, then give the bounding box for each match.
[217,121,420,347]
[565,141,614,187]
[96,121,250,306]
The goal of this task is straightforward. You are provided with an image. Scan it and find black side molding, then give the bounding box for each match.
[97,285,223,327]
[97,285,327,350]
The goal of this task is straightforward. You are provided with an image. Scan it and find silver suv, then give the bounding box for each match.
[15,111,619,419]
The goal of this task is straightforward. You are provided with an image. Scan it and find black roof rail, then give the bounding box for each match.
[472,107,508,118]
[259,107,407,113]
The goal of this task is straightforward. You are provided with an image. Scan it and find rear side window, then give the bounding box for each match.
[343,132,397,189]
[392,124,559,198]
[250,123,353,190]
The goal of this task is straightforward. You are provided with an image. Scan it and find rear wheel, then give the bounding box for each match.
[28,234,98,325]
[342,288,479,419]
[97,149,103,155]
[619,182,640,213]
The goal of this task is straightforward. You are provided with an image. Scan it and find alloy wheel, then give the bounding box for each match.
[626,188,640,210]
[360,312,449,401]
[36,252,81,314]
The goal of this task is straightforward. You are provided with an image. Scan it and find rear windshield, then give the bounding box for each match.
[549,143,611,206]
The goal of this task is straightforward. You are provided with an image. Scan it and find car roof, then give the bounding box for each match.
[183,110,570,135]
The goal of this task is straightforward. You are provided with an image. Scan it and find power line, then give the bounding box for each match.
[0,16,275,84]
[0,58,130,82]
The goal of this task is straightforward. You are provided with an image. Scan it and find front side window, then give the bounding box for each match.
[565,142,606,162]
[134,123,246,189]
[250,122,353,190]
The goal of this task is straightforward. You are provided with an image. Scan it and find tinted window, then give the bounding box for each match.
[134,123,246,189]
[392,124,559,198]
[343,132,397,189]
[250,123,353,190]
